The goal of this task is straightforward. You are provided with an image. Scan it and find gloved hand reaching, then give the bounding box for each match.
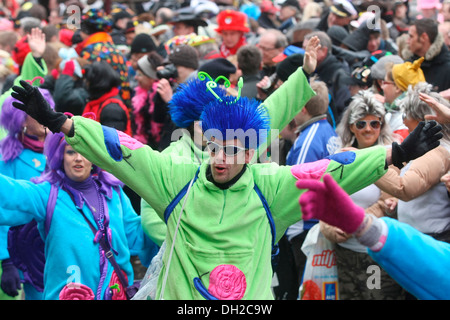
[391,120,442,169]
[296,174,365,234]
[11,80,67,133]
[1,259,21,297]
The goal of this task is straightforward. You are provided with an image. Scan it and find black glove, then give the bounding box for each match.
[11,79,68,133]
[392,120,443,169]
[1,259,21,297]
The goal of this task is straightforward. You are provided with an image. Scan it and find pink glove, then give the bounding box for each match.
[296,174,365,234]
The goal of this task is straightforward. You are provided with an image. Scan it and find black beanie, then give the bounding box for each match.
[168,45,199,70]
[276,53,304,82]
[130,33,157,54]
[198,58,237,80]
[327,25,349,46]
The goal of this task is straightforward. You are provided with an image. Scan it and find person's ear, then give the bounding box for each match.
[245,148,255,163]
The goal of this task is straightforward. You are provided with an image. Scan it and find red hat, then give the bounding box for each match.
[59,28,74,47]
[215,10,250,33]
[260,0,279,14]
[12,36,30,67]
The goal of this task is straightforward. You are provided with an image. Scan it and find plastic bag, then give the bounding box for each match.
[132,241,166,300]
[299,224,339,300]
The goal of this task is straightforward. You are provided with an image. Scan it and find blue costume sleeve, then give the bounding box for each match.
[0,174,47,226]
[368,217,450,300]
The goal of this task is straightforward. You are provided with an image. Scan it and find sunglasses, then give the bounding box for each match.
[355,120,382,130]
[206,141,246,156]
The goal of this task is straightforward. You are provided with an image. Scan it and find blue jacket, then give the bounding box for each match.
[0,149,46,260]
[369,217,450,300]
[0,173,158,300]
[286,118,338,166]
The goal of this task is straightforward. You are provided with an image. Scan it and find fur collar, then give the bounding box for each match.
[401,33,444,61]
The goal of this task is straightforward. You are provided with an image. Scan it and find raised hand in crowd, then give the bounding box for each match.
[421,92,450,124]
[28,27,46,59]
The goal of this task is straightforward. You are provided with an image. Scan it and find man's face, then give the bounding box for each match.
[327,12,351,27]
[367,33,381,52]
[207,137,253,184]
[407,25,422,56]
[219,30,243,49]
[257,33,284,66]
[173,22,195,36]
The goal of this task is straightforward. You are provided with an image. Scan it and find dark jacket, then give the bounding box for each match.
[52,75,89,116]
[402,33,450,92]
[313,54,352,126]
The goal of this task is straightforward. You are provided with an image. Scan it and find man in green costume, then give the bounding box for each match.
[10,39,442,299]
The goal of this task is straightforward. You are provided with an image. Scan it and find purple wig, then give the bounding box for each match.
[32,131,122,187]
[0,88,55,162]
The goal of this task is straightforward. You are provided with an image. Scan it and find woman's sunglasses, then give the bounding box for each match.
[206,141,246,156]
[355,120,382,130]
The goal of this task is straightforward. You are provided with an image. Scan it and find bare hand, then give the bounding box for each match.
[156,78,173,103]
[28,27,46,58]
[384,197,398,215]
[421,92,450,124]
[303,36,321,74]
[256,76,271,89]
[320,221,351,243]
[441,173,450,193]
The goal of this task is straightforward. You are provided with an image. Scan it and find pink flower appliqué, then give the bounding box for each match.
[108,270,128,300]
[59,283,95,300]
[208,265,247,300]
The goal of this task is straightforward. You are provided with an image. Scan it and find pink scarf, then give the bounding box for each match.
[132,83,163,145]
[21,133,44,153]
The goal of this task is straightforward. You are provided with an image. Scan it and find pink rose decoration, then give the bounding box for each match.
[109,270,128,300]
[208,265,247,300]
[59,283,95,300]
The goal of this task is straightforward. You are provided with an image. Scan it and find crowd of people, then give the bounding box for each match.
[0,0,448,301]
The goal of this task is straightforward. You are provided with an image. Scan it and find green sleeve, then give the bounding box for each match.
[257,67,316,154]
[254,146,388,242]
[66,116,198,220]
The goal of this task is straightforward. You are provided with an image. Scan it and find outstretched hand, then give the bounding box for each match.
[420,92,450,124]
[296,174,365,234]
[391,120,442,169]
[11,80,68,133]
[303,36,321,75]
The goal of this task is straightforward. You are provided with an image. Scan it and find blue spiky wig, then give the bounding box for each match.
[168,76,228,128]
[200,94,271,150]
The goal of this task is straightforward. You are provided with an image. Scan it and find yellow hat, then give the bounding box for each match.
[392,57,426,91]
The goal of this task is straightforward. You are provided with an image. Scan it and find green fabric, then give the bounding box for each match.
[140,67,316,244]
[0,53,47,140]
[66,116,387,299]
